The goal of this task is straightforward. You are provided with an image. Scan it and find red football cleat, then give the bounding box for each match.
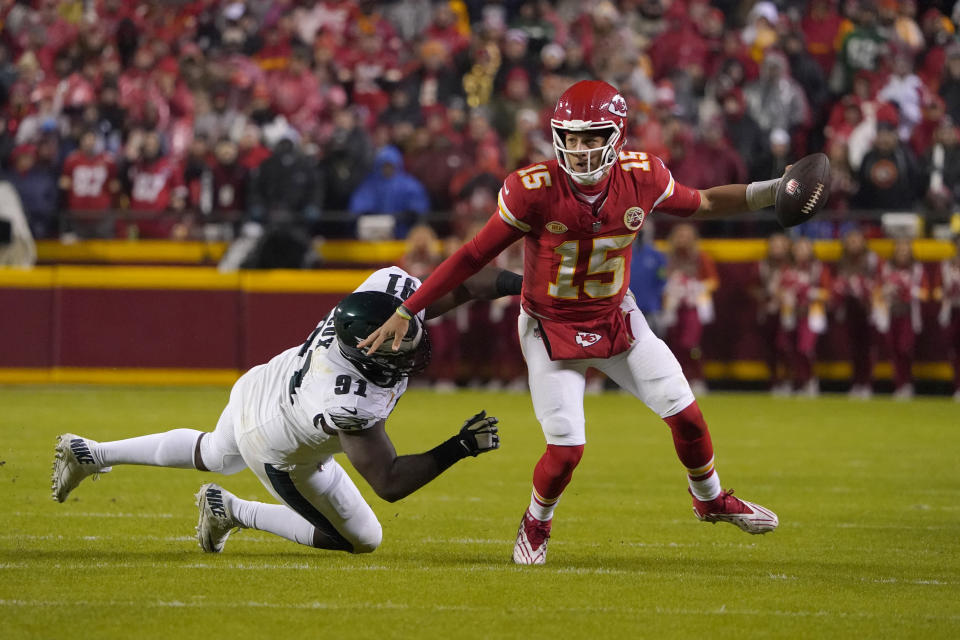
[512,509,552,565]
[691,489,778,534]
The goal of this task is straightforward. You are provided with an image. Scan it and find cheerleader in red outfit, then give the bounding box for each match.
[934,236,960,401]
[874,238,929,399]
[777,237,831,397]
[663,223,718,396]
[756,233,793,395]
[833,229,881,399]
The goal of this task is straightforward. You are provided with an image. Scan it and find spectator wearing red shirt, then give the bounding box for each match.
[237,124,271,171]
[648,3,707,82]
[59,129,119,214]
[422,2,470,60]
[800,0,844,76]
[120,130,186,238]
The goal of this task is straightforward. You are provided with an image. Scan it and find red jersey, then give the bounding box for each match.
[128,157,185,212]
[61,151,116,211]
[401,153,701,359]
[497,154,699,323]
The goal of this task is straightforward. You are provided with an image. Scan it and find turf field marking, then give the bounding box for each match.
[2,599,959,620]
[14,511,175,519]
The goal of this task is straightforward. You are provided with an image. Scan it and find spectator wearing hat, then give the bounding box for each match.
[3,143,58,239]
[743,50,810,140]
[853,107,923,210]
[348,145,429,239]
[494,29,539,98]
[741,1,779,63]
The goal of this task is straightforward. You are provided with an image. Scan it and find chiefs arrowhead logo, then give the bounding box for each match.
[575,331,602,347]
[608,94,627,117]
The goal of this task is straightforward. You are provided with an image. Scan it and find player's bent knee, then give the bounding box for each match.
[540,414,586,446]
[349,522,383,554]
[644,373,696,418]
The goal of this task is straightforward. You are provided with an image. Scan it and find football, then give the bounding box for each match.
[774,152,831,228]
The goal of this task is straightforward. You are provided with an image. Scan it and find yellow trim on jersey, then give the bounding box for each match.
[652,173,676,209]
[498,191,531,232]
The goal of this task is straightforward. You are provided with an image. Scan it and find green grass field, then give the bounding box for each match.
[1,386,958,639]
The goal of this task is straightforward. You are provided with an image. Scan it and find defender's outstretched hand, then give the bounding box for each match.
[358,312,409,355]
[457,410,500,457]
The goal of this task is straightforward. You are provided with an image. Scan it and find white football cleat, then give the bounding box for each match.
[195,483,241,553]
[51,434,111,503]
[512,509,552,565]
[691,489,778,534]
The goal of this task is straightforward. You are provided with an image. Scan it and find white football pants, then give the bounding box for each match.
[204,369,382,552]
[518,294,695,446]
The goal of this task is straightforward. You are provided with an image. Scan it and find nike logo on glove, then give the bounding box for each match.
[342,407,358,415]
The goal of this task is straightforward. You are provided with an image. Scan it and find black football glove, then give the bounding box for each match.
[456,410,500,457]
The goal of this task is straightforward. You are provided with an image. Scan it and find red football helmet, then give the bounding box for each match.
[551,80,627,183]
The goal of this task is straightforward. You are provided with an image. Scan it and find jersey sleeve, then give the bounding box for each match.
[322,406,381,432]
[401,210,524,315]
[497,170,538,233]
[355,266,426,321]
[648,155,701,217]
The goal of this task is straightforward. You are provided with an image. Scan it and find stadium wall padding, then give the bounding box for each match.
[0,259,953,385]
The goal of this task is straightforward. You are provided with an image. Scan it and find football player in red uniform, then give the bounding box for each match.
[360,80,780,564]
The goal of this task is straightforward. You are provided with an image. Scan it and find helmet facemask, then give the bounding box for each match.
[551,123,621,185]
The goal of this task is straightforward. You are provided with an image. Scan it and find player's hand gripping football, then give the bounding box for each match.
[358,312,409,355]
[456,410,500,457]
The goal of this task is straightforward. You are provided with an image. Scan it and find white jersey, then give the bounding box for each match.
[234,267,425,461]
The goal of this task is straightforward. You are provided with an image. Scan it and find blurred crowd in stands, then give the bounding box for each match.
[0,0,959,252]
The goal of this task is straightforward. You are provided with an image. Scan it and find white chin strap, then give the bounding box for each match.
[570,169,606,185]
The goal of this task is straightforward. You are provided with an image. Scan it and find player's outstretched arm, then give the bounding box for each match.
[338,411,500,503]
[358,266,522,354]
[424,266,522,319]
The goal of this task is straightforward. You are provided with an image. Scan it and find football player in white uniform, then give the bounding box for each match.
[51,265,520,554]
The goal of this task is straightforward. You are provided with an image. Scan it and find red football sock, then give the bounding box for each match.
[664,401,721,501]
[663,401,713,469]
[528,444,584,521]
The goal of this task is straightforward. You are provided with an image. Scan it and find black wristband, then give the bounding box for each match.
[427,435,467,473]
[495,270,523,297]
